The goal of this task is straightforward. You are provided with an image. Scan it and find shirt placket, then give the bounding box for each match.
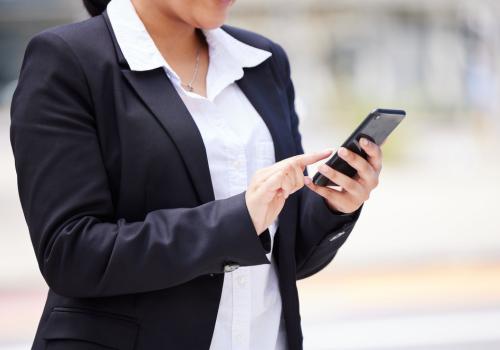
[231,268,251,349]
[227,145,251,350]
[213,107,252,350]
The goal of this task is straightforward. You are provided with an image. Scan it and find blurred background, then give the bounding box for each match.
[1,0,499,349]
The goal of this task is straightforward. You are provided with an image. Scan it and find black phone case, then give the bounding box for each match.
[313,108,406,187]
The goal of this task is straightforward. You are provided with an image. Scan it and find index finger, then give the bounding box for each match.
[257,149,333,183]
[292,149,333,169]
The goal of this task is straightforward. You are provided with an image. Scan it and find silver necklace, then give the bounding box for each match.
[181,40,201,92]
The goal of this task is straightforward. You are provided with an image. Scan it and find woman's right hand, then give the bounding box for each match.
[245,150,332,235]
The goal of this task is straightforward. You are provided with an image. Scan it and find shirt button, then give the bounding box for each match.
[234,332,244,343]
[237,275,247,286]
[223,264,239,273]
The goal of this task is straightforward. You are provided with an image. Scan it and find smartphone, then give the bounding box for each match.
[312,108,406,187]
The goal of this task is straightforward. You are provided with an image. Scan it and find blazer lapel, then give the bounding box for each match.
[237,64,296,163]
[122,68,215,204]
[103,9,215,204]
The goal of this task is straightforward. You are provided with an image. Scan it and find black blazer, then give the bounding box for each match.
[10,9,360,350]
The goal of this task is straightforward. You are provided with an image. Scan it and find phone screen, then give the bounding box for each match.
[312,109,405,187]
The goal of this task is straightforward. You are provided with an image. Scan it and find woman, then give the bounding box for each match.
[10,0,382,349]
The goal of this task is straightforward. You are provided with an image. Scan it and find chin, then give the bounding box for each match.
[193,0,233,29]
[199,20,226,29]
[195,15,228,29]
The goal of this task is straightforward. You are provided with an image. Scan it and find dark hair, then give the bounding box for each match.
[83,0,111,17]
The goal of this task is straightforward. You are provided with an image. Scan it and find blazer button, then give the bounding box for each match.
[223,264,239,273]
[329,231,346,242]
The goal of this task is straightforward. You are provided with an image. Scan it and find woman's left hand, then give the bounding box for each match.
[304,137,382,214]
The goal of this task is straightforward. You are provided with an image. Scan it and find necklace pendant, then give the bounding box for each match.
[186,84,194,92]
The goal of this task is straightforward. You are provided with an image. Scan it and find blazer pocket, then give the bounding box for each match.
[42,307,139,350]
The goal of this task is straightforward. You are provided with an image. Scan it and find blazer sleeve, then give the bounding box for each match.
[269,42,362,280]
[10,31,270,298]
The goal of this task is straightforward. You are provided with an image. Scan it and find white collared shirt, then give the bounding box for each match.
[107,0,288,349]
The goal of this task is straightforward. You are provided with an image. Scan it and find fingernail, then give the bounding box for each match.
[361,138,369,147]
[338,147,348,157]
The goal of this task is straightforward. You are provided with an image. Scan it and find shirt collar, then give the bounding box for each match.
[106,0,272,100]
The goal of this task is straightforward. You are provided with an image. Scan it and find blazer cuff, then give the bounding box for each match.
[306,189,361,234]
[322,197,363,220]
[224,191,272,268]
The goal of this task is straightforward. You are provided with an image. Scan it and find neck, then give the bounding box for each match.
[130,0,203,61]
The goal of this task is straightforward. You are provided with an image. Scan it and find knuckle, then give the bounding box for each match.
[343,178,355,191]
[365,175,377,189]
[319,165,331,176]
[325,167,336,178]
[349,156,360,168]
[362,162,371,174]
